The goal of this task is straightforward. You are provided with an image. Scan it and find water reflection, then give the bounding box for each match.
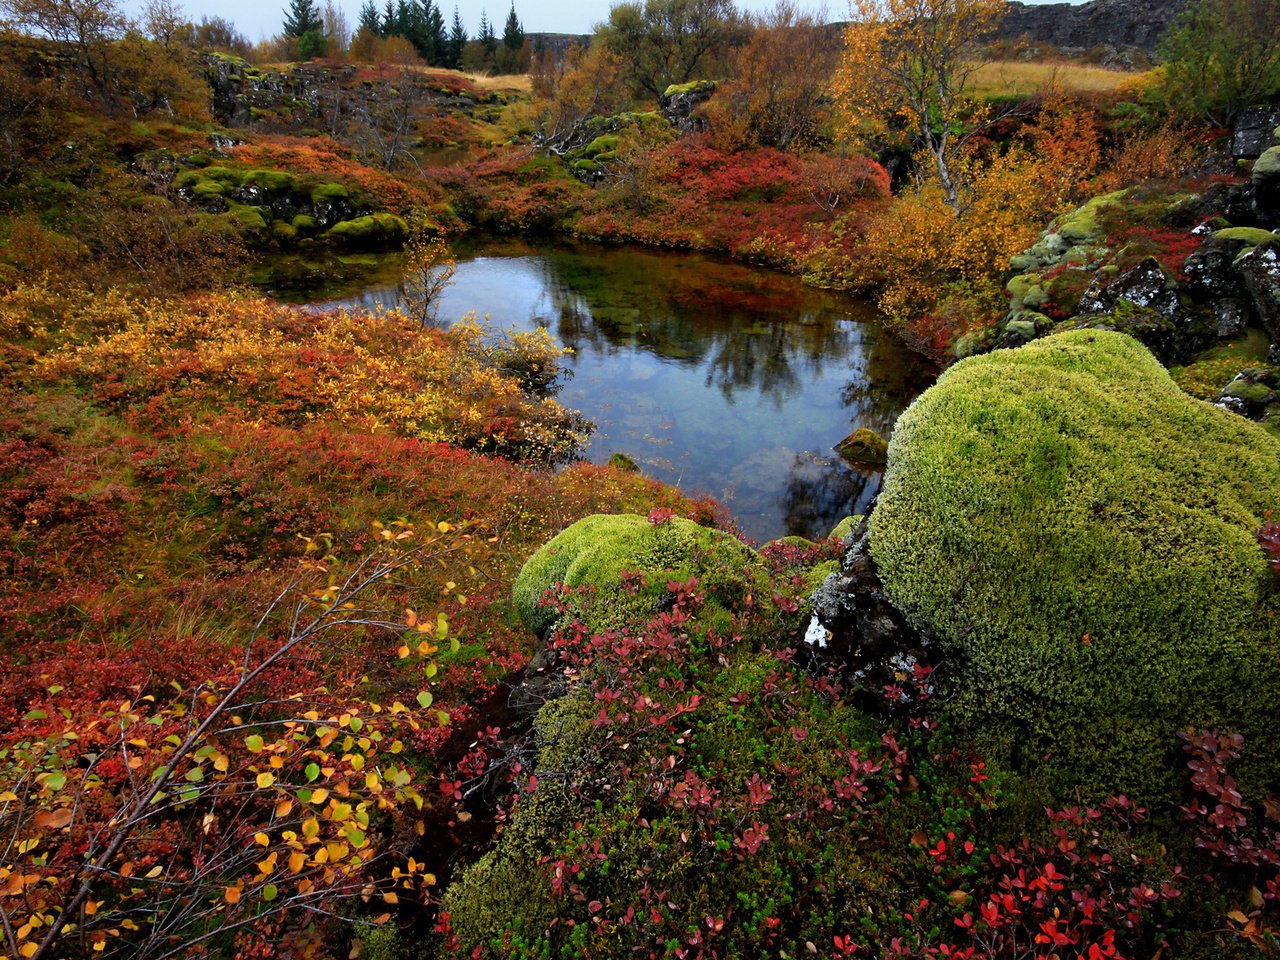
[258,238,934,543]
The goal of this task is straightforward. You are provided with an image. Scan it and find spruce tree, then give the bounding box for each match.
[358,0,381,35]
[427,2,447,62]
[501,2,522,51]
[380,0,396,35]
[282,0,323,37]
[447,6,466,67]
[408,0,432,57]
[395,0,414,39]
[478,10,496,54]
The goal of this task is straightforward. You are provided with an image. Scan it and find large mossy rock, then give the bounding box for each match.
[512,514,761,637]
[869,330,1280,805]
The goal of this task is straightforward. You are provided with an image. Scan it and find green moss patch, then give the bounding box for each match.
[325,213,407,245]
[512,514,761,637]
[869,330,1280,805]
[242,169,298,192]
[309,182,350,203]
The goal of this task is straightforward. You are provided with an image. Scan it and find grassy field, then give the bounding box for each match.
[968,59,1146,97]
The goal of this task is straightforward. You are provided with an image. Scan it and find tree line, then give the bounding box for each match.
[281,0,528,71]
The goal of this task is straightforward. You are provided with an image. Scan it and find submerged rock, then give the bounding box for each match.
[834,427,888,467]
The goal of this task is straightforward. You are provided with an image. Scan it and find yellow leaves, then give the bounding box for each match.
[289,851,307,874]
[255,772,275,789]
[255,832,270,847]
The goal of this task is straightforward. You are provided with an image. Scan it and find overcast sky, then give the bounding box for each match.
[120,0,1081,46]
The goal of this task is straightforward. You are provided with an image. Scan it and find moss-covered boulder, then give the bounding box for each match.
[869,330,1280,805]
[512,513,761,638]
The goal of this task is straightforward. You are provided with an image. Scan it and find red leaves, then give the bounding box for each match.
[647,506,676,525]
[1257,520,1280,572]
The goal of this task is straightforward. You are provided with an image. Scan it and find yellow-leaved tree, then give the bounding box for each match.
[831,0,1005,212]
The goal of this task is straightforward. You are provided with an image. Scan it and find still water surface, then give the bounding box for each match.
[259,238,934,544]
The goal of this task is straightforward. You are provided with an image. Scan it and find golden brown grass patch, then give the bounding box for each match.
[968,60,1146,97]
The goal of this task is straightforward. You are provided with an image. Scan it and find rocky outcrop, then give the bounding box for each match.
[659,81,717,134]
[995,0,1187,52]
[995,115,1280,369]
[808,516,929,688]
[1234,107,1280,160]
[202,53,496,131]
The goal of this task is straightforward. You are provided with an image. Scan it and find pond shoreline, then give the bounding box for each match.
[254,237,937,543]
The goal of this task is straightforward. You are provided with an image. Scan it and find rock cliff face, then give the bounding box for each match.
[995,0,1187,51]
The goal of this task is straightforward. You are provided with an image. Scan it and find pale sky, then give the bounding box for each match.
[121,0,1080,46]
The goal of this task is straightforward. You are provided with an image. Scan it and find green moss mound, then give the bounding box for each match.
[1214,226,1278,246]
[242,169,297,192]
[512,514,760,637]
[309,182,350,203]
[325,213,407,245]
[869,330,1280,805]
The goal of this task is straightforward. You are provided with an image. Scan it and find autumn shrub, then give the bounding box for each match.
[870,330,1280,805]
[34,292,589,463]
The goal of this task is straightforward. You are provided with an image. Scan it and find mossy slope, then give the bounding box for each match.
[869,330,1280,804]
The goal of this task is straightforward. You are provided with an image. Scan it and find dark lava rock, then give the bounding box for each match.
[807,515,929,685]
[1165,181,1260,230]
[1215,369,1279,420]
[1078,257,1188,321]
[1184,244,1249,302]
[1253,146,1280,226]
[1234,106,1280,160]
[1237,240,1280,356]
[1214,299,1253,339]
[996,0,1186,51]
[1068,258,1211,362]
[660,81,716,134]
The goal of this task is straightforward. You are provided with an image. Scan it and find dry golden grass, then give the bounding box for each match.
[967,60,1147,97]
[457,69,533,93]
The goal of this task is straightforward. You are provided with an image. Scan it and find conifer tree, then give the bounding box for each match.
[427,1,447,62]
[358,0,381,34]
[501,1,522,51]
[380,0,396,35]
[395,0,413,39]
[447,6,467,66]
[282,0,324,36]
[478,10,496,53]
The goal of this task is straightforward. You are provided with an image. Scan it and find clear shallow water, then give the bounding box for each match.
[257,238,934,543]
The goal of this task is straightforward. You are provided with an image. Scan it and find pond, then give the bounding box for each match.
[257,238,935,544]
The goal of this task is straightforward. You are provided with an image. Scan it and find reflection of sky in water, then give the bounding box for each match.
[281,240,932,544]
